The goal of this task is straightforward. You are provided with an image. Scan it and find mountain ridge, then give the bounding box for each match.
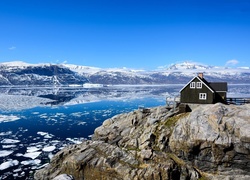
[0,61,250,86]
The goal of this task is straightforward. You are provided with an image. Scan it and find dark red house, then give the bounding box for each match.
[180,73,227,104]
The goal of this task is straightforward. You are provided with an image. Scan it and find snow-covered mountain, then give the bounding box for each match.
[0,61,249,86]
[0,61,89,86]
[164,61,214,70]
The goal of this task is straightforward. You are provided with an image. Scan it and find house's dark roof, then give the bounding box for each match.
[200,77,227,92]
[179,75,228,93]
[208,82,228,92]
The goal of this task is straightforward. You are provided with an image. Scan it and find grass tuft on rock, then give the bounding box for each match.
[164,113,189,129]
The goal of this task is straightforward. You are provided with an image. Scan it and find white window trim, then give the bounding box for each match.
[190,82,196,89]
[199,93,207,100]
[196,82,202,89]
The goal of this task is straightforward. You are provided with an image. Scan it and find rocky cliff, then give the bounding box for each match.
[35,103,250,180]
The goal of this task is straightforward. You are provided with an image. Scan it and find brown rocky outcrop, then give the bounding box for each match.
[35,103,250,180]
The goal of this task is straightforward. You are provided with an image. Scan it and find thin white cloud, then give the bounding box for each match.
[52,60,68,64]
[157,65,168,69]
[8,46,16,50]
[225,59,239,66]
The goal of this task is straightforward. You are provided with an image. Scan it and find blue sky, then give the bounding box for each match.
[0,0,250,69]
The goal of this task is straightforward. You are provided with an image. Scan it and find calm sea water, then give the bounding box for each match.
[0,84,249,179]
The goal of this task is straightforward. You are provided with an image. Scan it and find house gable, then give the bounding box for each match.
[180,76,215,104]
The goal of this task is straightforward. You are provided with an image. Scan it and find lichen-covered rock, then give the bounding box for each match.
[35,104,250,180]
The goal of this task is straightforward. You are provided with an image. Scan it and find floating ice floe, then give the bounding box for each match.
[19,128,28,132]
[37,163,49,169]
[1,138,20,144]
[37,131,48,136]
[13,168,22,173]
[37,131,54,138]
[27,146,40,153]
[0,160,19,170]
[39,113,48,119]
[2,144,17,148]
[0,131,12,136]
[88,135,93,138]
[15,153,23,157]
[77,121,87,125]
[70,112,83,117]
[48,152,54,159]
[0,115,20,123]
[54,113,66,117]
[66,137,85,144]
[23,151,41,159]
[42,146,56,152]
[21,159,41,166]
[13,173,19,178]
[0,150,14,157]
[51,140,61,143]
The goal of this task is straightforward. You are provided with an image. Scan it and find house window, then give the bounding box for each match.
[199,93,207,100]
[196,82,202,89]
[190,82,196,88]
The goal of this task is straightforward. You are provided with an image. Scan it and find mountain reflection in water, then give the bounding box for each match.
[0,85,182,110]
